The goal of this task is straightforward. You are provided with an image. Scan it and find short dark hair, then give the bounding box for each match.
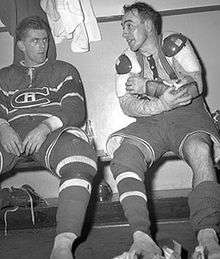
[123,2,162,34]
[15,16,50,41]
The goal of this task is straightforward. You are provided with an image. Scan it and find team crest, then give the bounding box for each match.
[11,88,50,108]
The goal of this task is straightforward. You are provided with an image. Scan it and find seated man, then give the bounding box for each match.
[106,2,220,259]
[0,16,97,259]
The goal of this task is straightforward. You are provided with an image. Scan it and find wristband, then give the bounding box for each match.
[145,80,158,97]
[145,80,153,95]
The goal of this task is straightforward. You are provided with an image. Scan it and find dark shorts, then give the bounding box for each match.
[111,97,220,162]
[0,127,90,174]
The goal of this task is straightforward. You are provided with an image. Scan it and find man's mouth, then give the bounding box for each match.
[127,39,135,45]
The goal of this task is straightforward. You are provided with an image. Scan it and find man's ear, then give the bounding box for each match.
[17,40,25,52]
[144,19,154,33]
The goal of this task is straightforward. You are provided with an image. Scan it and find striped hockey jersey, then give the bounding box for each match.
[0,59,86,139]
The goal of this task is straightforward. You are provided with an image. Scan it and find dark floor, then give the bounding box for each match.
[0,220,197,259]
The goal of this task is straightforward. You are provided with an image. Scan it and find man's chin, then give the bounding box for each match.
[38,57,46,63]
[129,45,138,52]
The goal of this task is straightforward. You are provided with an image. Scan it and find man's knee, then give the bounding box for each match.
[182,133,213,159]
[0,148,17,174]
[110,140,148,178]
[50,133,97,181]
[57,133,96,157]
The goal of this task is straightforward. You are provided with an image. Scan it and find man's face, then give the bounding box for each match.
[121,9,148,52]
[18,29,48,67]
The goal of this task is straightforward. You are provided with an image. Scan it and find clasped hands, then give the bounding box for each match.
[0,123,51,156]
[125,74,192,110]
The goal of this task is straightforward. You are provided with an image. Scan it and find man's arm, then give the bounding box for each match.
[40,66,86,131]
[173,40,203,97]
[23,65,86,155]
[125,74,169,98]
[172,74,200,99]
[119,86,192,118]
[119,94,167,117]
[0,88,23,156]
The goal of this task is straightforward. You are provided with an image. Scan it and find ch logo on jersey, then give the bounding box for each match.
[0,76,83,114]
[11,87,50,108]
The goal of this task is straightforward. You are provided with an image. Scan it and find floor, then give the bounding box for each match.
[0,220,197,259]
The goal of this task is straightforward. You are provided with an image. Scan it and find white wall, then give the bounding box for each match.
[91,0,220,17]
[0,8,220,197]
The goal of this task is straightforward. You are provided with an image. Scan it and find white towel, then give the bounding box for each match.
[41,0,101,52]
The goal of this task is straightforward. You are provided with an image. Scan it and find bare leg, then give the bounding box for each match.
[182,133,220,259]
[182,132,216,187]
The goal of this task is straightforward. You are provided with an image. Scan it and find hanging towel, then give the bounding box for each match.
[41,0,101,52]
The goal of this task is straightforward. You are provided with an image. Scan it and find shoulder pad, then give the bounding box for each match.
[115,53,132,74]
[115,48,141,75]
[162,33,187,57]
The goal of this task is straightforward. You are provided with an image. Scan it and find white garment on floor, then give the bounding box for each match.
[41,0,101,52]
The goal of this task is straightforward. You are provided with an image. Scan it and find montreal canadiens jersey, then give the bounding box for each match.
[0,59,86,136]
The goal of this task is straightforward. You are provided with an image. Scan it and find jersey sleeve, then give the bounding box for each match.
[0,84,9,126]
[40,66,86,131]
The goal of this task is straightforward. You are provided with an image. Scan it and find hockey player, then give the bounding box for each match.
[0,16,97,259]
[106,2,220,259]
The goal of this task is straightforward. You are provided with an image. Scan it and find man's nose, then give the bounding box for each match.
[122,29,128,39]
[39,41,47,49]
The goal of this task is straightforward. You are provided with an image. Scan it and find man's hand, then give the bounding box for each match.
[126,75,169,98]
[0,123,23,156]
[125,74,146,95]
[23,123,50,155]
[172,83,189,95]
[160,86,192,110]
[171,80,199,99]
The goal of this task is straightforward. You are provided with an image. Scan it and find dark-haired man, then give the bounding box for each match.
[107,2,220,259]
[0,16,97,259]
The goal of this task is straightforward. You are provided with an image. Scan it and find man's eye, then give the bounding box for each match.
[43,38,48,43]
[127,24,134,30]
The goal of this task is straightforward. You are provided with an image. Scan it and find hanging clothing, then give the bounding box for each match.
[41,0,101,52]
